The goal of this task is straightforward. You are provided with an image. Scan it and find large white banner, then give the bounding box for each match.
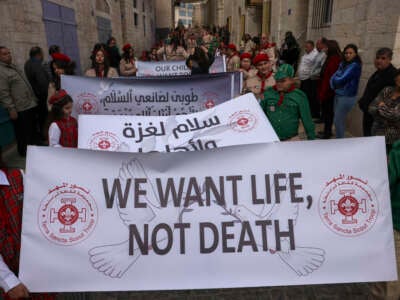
[20,137,397,292]
[136,60,191,77]
[61,74,239,117]
[77,94,279,153]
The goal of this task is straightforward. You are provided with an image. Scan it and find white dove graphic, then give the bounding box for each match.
[88,158,183,278]
[231,176,326,276]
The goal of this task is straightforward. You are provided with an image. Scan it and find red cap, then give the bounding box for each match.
[226,43,237,51]
[252,53,270,65]
[51,53,71,63]
[49,89,68,105]
[122,43,132,52]
[240,52,252,60]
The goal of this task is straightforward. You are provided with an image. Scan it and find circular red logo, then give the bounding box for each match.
[229,110,257,132]
[77,93,98,114]
[89,131,121,151]
[319,175,378,237]
[205,100,215,109]
[38,183,98,246]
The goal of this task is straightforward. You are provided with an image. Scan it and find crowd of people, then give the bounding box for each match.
[0,24,400,299]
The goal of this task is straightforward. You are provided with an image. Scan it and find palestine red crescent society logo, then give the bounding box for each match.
[38,183,98,246]
[89,131,120,151]
[319,174,378,237]
[229,110,257,132]
[77,92,98,114]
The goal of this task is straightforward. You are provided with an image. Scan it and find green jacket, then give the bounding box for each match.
[0,61,37,112]
[261,86,315,140]
[388,140,400,230]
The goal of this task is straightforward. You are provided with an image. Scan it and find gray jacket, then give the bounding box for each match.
[0,61,38,112]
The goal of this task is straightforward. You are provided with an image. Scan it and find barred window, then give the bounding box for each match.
[312,0,333,28]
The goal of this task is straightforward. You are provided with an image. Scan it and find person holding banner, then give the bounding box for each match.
[47,53,76,106]
[239,52,257,80]
[0,168,55,299]
[47,90,77,148]
[226,44,241,72]
[261,64,315,140]
[243,53,275,101]
[119,43,137,77]
[156,37,188,61]
[85,46,118,78]
[387,140,400,299]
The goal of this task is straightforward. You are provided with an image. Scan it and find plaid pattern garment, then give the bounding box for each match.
[56,116,78,148]
[0,168,23,275]
[0,168,56,300]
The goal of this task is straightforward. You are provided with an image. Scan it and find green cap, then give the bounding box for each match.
[274,64,295,80]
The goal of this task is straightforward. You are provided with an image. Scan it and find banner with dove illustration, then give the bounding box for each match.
[20,137,396,292]
[77,93,279,153]
[61,73,240,118]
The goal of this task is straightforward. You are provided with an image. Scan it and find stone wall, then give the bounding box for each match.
[0,0,155,73]
[270,0,309,46]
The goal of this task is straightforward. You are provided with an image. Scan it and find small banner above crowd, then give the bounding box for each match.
[61,73,240,117]
[77,93,279,153]
[135,56,226,77]
[19,137,397,292]
[136,60,191,77]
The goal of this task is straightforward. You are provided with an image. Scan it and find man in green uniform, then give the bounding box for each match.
[261,64,315,141]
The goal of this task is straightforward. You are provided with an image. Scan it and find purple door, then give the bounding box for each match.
[42,0,82,74]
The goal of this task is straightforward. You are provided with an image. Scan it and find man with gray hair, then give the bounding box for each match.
[0,47,38,156]
[358,47,397,136]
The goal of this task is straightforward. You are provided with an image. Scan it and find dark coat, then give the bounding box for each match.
[358,64,397,113]
[24,58,50,102]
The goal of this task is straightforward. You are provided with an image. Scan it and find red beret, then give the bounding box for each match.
[51,53,71,63]
[122,43,132,52]
[226,43,237,51]
[240,53,252,60]
[49,89,68,105]
[253,53,270,65]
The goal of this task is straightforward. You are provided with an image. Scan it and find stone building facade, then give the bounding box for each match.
[194,0,400,136]
[0,0,156,73]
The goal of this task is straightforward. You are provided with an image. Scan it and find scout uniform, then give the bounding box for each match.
[226,44,241,72]
[243,53,275,101]
[240,53,257,80]
[260,64,315,140]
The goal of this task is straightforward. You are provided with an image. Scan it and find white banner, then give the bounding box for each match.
[136,56,226,77]
[20,137,397,292]
[136,60,191,77]
[209,55,226,74]
[77,94,279,153]
[62,74,239,117]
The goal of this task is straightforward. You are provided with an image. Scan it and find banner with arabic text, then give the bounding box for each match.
[77,93,279,153]
[20,137,396,292]
[62,74,240,117]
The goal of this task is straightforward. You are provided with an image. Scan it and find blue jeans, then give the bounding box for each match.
[334,95,356,138]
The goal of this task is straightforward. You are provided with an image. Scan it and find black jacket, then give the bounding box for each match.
[358,64,397,113]
[24,58,50,102]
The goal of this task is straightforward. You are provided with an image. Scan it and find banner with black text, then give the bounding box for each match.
[77,93,279,152]
[20,138,397,292]
[61,74,240,117]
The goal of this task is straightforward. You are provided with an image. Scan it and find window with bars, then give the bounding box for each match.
[312,0,333,28]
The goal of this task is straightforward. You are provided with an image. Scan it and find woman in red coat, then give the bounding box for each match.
[317,40,342,139]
